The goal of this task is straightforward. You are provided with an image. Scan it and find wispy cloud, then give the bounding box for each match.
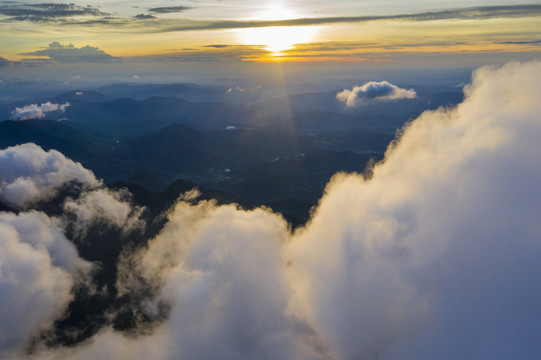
[156,4,541,33]
[134,13,156,20]
[133,45,270,62]
[204,44,232,48]
[0,2,106,22]
[496,40,541,45]
[148,6,193,14]
[2,4,539,31]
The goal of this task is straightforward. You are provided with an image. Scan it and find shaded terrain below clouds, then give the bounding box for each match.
[1,61,541,360]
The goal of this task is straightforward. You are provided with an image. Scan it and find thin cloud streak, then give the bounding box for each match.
[148,6,193,14]
[157,4,541,33]
[0,3,106,22]
[2,4,540,31]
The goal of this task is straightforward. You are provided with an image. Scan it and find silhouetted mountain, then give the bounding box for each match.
[0,120,70,150]
[54,90,112,103]
[293,111,404,131]
[265,198,314,227]
[121,172,167,192]
[59,96,266,137]
[118,125,316,182]
[213,149,380,204]
[107,178,249,236]
[119,124,214,176]
[0,118,389,212]
[128,123,203,150]
[96,82,228,102]
[260,90,340,114]
[1,84,463,139]
[0,85,422,228]
[0,120,129,182]
[307,131,396,153]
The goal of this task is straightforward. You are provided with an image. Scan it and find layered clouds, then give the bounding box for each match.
[2,61,541,359]
[10,101,70,120]
[337,81,417,107]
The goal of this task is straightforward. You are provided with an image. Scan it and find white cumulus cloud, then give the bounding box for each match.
[337,81,416,107]
[63,188,145,237]
[0,143,100,209]
[0,211,91,359]
[115,201,317,360]
[10,102,70,120]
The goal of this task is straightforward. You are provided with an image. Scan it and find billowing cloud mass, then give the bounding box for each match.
[337,81,416,106]
[10,101,70,120]
[22,42,118,63]
[0,143,99,209]
[3,61,541,360]
[0,211,91,359]
[63,188,145,236]
[115,201,317,359]
[291,61,541,359]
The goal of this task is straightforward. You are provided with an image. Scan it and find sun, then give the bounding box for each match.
[239,26,315,54]
[237,4,315,55]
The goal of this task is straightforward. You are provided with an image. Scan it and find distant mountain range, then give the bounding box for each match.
[1,84,463,136]
[0,84,462,226]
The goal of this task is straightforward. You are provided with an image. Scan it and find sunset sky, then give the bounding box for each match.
[1,1,540,81]
[3,2,541,360]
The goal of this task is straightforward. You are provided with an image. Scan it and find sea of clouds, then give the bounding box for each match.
[1,61,540,360]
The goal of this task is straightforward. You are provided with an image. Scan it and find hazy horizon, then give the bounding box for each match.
[2,1,541,83]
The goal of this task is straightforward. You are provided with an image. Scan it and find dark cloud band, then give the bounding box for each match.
[148,6,192,14]
[1,3,539,30]
[0,2,106,22]
[158,4,541,32]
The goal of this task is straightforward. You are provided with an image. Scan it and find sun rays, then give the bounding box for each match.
[237,3,316,55]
